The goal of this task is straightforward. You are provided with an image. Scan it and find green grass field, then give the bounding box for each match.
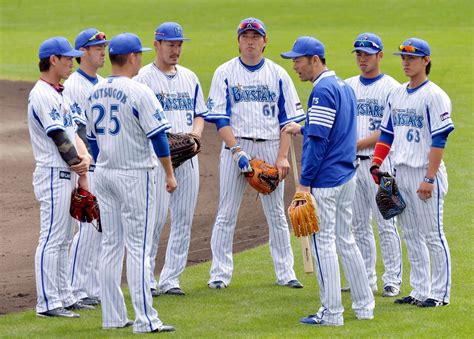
[1,0,473,336]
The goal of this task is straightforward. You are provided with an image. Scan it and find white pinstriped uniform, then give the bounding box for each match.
[206,57,305,286]
[28,80,79,313]
[345,74,403,289]
[86,76,171,332]
[63,70,103,301]
[134,63,207,292]
[380,80,453,303]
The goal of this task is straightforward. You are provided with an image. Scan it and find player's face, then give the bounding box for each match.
[356,51,382,76]
[401,55,429,77]
[156,40,183,66]
[292,56,315,82]
[84,44,107,68]
[238,30,266,60]
[54,56,75,80]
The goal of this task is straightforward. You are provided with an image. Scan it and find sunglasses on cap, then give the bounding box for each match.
[354,40,380,49]
[399,44,428,55]
[83,32,107,47]
[238,20,264,32]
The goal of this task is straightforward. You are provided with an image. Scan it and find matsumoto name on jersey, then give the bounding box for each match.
[156,92,193,111]
[357,98,384,118]
[392,108,424,128]
[230,84,276,103]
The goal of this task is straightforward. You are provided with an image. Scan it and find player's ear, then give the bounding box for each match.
[422,56,430,65]
[378,51,384,60]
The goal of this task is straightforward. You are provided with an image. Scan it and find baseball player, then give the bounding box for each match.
[345,32,403,297]
[205,17,305,290]
[282,36,375,326]
[28,37,94,318]
[134,22,207,297]
[86,33,176,332]
[371,37,454,307]
[64,28,109,306]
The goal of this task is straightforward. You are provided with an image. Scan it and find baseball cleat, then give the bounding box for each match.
[65,301,95,310]
[80,296,101,305]
[299,315,342,326]
[163,287,186,296]
[341,286,350,292]
[37,307,80,318]
[418,298,449,307]
[285,279,303,288]
[382,285,400,297]
[370,284,378,293]
[208,280,227,289]
[356,314,374,320]
[151,288,161,297]
[152,324,176,333]
[394,295,422,306]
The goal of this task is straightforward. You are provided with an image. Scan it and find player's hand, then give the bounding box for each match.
[165,174,177,193]
[370,164,383,184]
[275,155,289,181]
[416,181,433,201]
[77,174,89,191]
[294,186,311,206]
[282,122,302,136]
[71,154,91,176]
[231,147,253,173]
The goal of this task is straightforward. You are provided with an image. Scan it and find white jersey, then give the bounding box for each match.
[345,74,400,156]
[134,64,207,133]
[380,80,454,168]
[86,76,171,169]
[206,57,305,140]
[27,80,77,167]
[64,69,104,125]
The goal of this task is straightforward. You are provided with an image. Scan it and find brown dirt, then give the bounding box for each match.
[0,79,301,315]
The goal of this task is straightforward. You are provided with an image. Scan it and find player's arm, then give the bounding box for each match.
[48,129,81,167]
[150,132,177,193]
[357,130,381,151]
[76,122,93,155]
[71,135,92,176]
[276,129,290,181]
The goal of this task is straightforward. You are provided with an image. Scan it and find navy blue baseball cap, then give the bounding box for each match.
[352,33,383,54]
[154,22,190,41]
[75,28,110,49]
[39,37,83,59]
[281,36,325,59]
[237,17,266,36]
[394,38,431,56]
[108,33,152,55]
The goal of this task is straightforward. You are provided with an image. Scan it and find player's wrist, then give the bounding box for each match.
[230,143,241,155]
[423,176,435,184]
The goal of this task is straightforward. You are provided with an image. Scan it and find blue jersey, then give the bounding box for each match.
[300,70,357,188]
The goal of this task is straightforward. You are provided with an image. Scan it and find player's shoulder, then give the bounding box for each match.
[29,80,52,99]
[380,74,401,86]
[262,58,287,74]
[344,75,359,85]
[134,63,154,81]
[215,57,239,73]
[425,81,451,103]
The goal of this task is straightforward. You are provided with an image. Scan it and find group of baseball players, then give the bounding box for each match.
[27,16,454,332]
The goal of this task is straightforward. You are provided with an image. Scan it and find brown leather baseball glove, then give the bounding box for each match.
[288,192,320,236]
[244,158,279,195]
[167,132,201,168]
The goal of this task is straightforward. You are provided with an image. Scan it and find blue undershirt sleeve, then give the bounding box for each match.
[432,130,449,148]
[87,138,99,162]
[215,118,230,131]
[379,130,394,145]
[150,131,170,157]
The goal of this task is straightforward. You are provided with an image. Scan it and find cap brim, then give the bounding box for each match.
[393,51,426,56]
[280,51,307,59]
[84,40,110,47]
[155,37,191,41]
[140,47,152,52]
[238,28,265,36]
[62,50,84,57]
[352,47,379,54]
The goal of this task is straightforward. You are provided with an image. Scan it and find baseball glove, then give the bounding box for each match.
[70,187,102,232]
[288,192,320,236]
[167,132,201,168]
[375,174,406,220]
[244,158,279,194]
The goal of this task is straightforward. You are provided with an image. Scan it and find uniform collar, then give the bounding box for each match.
[312,70,335,87]
[40,78,64,93]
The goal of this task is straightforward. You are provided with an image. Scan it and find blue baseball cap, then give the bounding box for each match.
[352,32,383,54]
[39,37,83,59]
[108,33,152,55]
[75,28,110,49]
[237,17,266,36]
[281,36,325,59]
[154,22,190,41]
[394,38,431,56]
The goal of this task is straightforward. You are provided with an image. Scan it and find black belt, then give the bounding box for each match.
[356,155,371,161]
[88,164,96,172]
[239,137,267,142]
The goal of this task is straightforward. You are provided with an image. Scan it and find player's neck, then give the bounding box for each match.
[111,65,135,78]
[240,55,263,66]
[154,59,176,75]
[311,66,328,82]
[361,68,381,79]
[408,72,428,89]
[40,71,61,86]
[78,62,98,78]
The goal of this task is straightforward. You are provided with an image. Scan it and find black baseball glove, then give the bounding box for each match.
[167,132,201,168]
[375,174,406,220]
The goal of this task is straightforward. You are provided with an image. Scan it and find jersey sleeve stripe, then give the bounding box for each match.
[195,110,209,118]
[32,109,44,129]
[279,114,306,127]
[309,120,333,128]
[380,126,394,135]
[146,123,172,138]
[45,124,65,134]
[431,124,454,136]
[205,114,230,120]
[311,105,336,114]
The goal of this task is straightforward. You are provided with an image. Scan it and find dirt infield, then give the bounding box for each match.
[0,79,301,314]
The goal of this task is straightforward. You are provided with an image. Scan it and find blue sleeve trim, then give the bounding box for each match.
[45,124,65,135]
[32,108,44,129]
[132,108,139,119]
[151,131,170,157]
[432,131,449,148]
[215,118,230,130]
[146,123,171,138]
[431,124,454,136]
[195,110,209,118]
[88,138,99,162]
[205,114,230,121]
[277,79,288,124]
[379,130,394,144]
[279,114,306,127]
[225,78,232,118]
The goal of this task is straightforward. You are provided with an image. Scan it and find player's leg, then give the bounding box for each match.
[310,186,344,325]
[351,161,377,290]
[120,169,162,333]
[415,167,451,304]
[33,167,76,313]
[209,145,248,286]
[395,166,430,302]
[159,157,199,293]
[149,168,171,292]
[257,140,296,285]
[335,176,375,319]
[95,168,129,328]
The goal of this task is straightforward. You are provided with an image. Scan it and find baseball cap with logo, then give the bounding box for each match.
[154,22,190,41]
[237,17,266,37]
[394,38,431,57]
[75,28,110,49]
[352,32,383,54]
[281,36,325,59]
[108,33,152,55]
[39,37,84,59]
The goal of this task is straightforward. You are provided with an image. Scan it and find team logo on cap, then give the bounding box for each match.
[174,27,182,37]
[363,35,369,40]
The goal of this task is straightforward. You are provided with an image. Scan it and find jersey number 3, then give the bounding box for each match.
[92,104,121,135]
